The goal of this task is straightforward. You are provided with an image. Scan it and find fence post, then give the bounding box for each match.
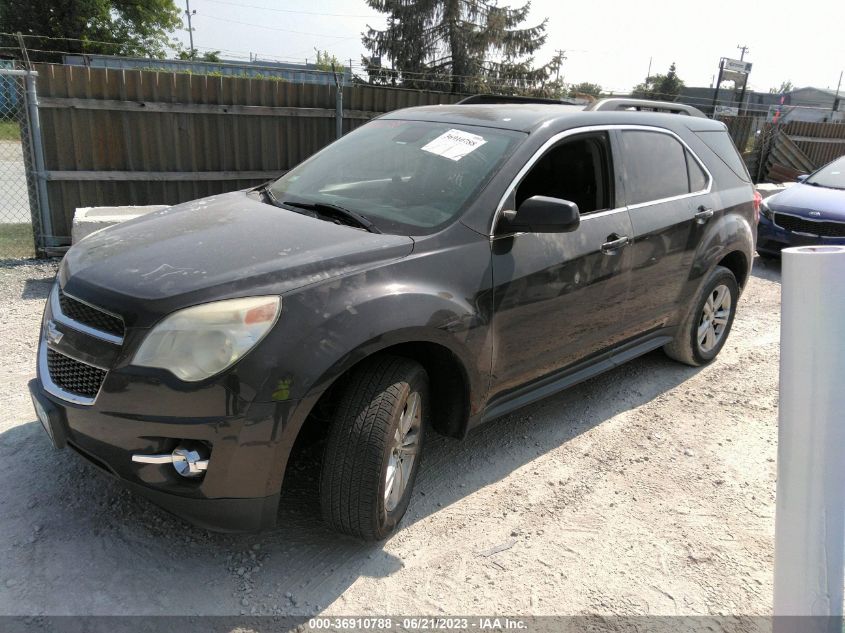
[22,70,53,249]
[332,63,342,140]
[774,245,845,633]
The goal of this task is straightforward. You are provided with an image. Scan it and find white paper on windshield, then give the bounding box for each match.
[421,129,487,161]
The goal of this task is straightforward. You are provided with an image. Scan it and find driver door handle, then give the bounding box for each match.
[695,206,714,224]
[601,234,630,254]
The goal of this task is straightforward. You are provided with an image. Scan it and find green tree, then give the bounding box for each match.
[313,49,345,74]
[362,0,559,95]
[632,62,685,101]
[177,48,222,62]
[769,80,793,94]
[567,82,602,98]
[1,0,182,62]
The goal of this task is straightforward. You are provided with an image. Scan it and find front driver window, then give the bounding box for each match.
[514,133,614,214]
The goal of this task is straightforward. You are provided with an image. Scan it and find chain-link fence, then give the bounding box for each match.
[0,66,40,259]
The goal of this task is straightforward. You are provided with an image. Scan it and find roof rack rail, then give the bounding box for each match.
[456,94,579,106]
[586,98,706,118]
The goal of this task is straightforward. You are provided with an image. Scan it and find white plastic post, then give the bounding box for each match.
[774,245,845,633]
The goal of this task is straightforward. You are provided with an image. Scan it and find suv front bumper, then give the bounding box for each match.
[757,214,845,255]
[28,377,296,532]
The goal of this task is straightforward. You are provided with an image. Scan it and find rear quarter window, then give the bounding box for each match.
[694,130,751,182]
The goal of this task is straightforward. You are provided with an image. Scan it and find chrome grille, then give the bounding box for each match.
[58,288,124,339]
[774,213,845,238]
[46,348,106,399]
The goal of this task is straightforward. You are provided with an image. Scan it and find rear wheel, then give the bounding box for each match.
[320,355,427,540]
[664,266,739,366]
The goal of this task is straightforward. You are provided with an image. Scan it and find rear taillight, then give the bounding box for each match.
[753,191,762,223]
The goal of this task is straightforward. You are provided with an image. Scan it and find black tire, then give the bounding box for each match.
[663,266,739,367]
[757,250,779,260]
[319,355,428,540]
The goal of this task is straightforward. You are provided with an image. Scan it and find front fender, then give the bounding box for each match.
[255,279,491,408]
[253,284,491,501]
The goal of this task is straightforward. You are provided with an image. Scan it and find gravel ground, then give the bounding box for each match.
[0,256,783,619]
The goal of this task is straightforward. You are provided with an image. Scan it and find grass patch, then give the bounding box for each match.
[0,120,21,142]
[0,223,35,258]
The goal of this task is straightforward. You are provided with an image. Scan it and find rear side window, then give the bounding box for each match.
[694,130,751,182]
[619,130,690,204]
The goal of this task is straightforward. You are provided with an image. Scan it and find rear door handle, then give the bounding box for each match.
[601,234,630,254]
[694,207,714,224]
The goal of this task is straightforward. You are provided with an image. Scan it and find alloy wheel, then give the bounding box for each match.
[384,391,422,512]
[697,283,732,354]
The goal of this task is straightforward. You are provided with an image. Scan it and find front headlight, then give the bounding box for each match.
[133,296,281,381]
[760,198,774,220]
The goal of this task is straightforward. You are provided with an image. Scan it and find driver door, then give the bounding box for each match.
[488,131,636,401]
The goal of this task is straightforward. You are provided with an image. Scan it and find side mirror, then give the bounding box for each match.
[796,174,809,183]
[500,196,581,233]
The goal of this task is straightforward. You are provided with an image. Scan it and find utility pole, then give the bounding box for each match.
[185,0,197,56]
[646,56,652,87]
[833,70,843,118]
[737,44,749,61]
[711,58,725,119]
[554,49,567,81]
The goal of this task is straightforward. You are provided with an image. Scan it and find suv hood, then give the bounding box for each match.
[61,191,414,326]
[768,182,845,219]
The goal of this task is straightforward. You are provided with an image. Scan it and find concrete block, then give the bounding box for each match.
[72,205,169,243]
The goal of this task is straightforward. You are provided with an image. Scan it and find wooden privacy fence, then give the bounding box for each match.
[717,115,765,154]
[34,63,460,243]
[752,120,845,183]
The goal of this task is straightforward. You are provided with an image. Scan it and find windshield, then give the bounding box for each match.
[806,156,845,190]
[268,119,521,235]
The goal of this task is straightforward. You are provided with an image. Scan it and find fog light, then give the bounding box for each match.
[131,446,209,478]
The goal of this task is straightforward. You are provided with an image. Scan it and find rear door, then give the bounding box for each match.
[614,127,713,332]
[489,131,635,400]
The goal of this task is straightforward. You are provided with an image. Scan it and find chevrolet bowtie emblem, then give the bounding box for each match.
[46,321,63,346]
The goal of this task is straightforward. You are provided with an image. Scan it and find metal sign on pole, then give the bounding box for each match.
[723,57,752,74]
[774,245,845,633]
[711,57,752,118]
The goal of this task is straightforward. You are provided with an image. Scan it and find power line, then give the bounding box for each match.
[200,0,380,18]
[0,40,797,107]
[196,13,362,39]
[0,32,785,102]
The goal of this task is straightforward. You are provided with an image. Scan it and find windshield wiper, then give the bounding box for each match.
[260,184,284,206]
[281,199,381,234]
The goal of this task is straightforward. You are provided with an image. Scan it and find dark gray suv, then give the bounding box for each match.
[29,98,757,540]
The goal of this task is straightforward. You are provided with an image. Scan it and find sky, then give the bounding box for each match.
[176,0,845,100]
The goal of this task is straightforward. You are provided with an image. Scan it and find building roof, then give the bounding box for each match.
[789,86,841,98]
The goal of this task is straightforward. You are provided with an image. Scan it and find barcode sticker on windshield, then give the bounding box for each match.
[421,129,487,161]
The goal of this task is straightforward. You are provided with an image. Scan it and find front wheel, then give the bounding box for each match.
[320,355,428,540]
[664,266,739,367]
